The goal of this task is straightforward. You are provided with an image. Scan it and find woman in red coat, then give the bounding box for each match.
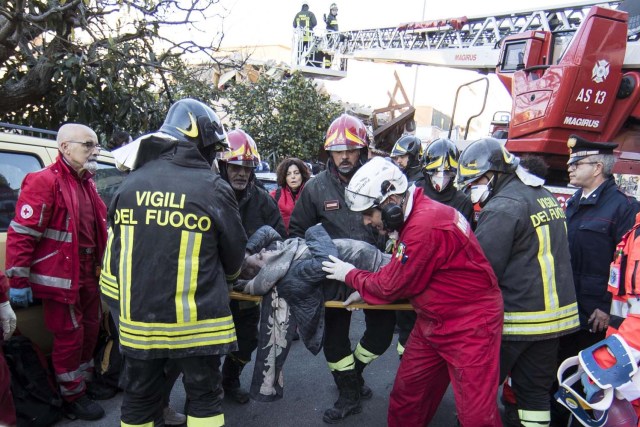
[270,157,311,233]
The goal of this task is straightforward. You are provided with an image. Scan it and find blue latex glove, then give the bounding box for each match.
[9,287,33,308]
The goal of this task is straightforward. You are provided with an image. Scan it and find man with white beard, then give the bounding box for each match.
[6,123,109,420]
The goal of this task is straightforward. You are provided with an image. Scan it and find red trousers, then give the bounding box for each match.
[0,345,16,426]
[388,312,503,427]
[43,255,101,402]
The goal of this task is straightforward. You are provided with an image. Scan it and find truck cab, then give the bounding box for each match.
[495,5,640,190]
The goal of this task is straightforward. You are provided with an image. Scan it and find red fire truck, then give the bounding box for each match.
[293,0,640,202]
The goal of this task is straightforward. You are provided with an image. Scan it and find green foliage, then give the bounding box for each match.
[222,72,343,164]
[0,0,223,142]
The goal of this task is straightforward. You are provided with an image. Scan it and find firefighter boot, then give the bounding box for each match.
[322,370,362,424]
[221,356,250,404]
[354,358,372,400]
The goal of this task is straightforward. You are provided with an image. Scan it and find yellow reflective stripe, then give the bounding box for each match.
[502,146,516,166]
[119,225,134,319]
[187,414,224,427]
[392,144,408,154]
[536,225,559,310]
[425,156,444,170]
[354,342,377,364]
[100,277,118,300]
[344,128,365,147]
[225,267,241,283]
[102,228,114,274]
[325,130,338,146]
[100,230,119,300]
[396,341,405,356]
[449,156,458,169]
[176,112,199,138]
[503,310,579,336]
[518,409,550,426]
[176,230,201,324]
[328,354,355,371]
[121,421,153,427]
[504,303,578,323]
[458,163,480,177]
[119,316,236,350]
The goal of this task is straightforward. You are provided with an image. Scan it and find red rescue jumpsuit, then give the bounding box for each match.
[345,187,504,427]
[5,156,107,401]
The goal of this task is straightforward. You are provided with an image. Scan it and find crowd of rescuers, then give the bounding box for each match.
[1,97,639,427]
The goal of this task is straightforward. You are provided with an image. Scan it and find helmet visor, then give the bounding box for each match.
[345,187,379,212]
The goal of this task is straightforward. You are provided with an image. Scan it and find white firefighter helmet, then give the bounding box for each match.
[345,157,408,212]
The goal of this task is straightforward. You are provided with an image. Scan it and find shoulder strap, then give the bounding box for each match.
[275,188,282,202]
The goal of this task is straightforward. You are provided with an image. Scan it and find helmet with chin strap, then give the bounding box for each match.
[324,114,369,152]
[422,138,459,192]
[345,157,408,231]
[457,137,519,187]
[159,98,228,165]
[217,129,261,168]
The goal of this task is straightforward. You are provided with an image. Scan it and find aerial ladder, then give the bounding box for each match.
[293,1,636,77]
[293,0,640,200]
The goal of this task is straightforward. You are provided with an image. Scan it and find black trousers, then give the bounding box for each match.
[323,307,396,364]
[121,355,222,425]
[110,309,180,406]
[228,300,260,363]
[396,310,416,349]
[500,338,559,411]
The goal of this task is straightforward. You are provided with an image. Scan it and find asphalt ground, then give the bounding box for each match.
[56,310,464,427]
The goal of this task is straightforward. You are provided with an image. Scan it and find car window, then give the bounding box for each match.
[95,163,126,209]
[0,152,43,231]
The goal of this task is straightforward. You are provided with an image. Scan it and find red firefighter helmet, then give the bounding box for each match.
[217,129,261,168]
[324,114,369,152]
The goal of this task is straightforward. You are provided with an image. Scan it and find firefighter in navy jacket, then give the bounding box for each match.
[216,129,285,404]
[457,138,579,427]
[289,114,396,423]
[322,157,504,427]
[100,99,247,427]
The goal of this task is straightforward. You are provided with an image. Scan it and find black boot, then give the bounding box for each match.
[64,395,105,420]
[354,358,372,400]
[222,356,250,404]
[322,370,362,424]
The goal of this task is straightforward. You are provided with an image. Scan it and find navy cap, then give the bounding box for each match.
[567,134,618,165]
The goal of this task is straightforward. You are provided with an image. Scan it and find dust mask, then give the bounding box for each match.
[469,185,491,204]
[430,171,453,193]
[468,174,495,204]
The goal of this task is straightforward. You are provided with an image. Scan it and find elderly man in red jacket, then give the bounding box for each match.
[6,123,108,421]
[323,157,504,427]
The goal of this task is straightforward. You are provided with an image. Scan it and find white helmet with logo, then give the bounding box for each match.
[345,157,408,212]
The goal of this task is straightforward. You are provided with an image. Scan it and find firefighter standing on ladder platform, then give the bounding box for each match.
[293,2,317,53]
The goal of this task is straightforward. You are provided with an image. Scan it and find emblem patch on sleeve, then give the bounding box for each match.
[20,204,33,219]
[324,200,340,211]
[395,242,409,264]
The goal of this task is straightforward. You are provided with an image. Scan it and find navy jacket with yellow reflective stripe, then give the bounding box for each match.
[475,174,579,341]
[100,136,247,359]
